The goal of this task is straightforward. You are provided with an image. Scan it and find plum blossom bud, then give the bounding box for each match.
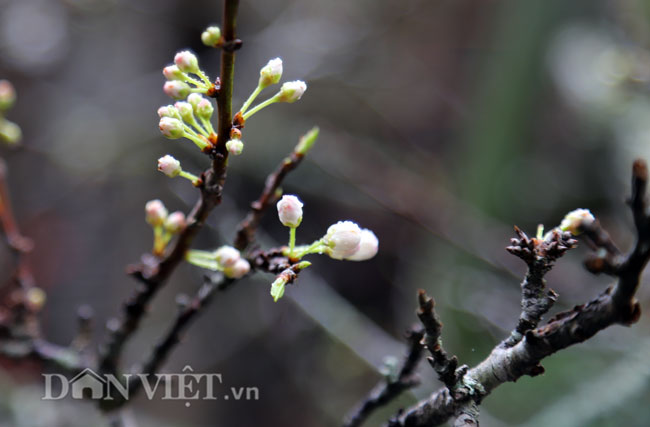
[157,105,180,119]
[174,50,199,74]
[214,245,240,268]
[345,229,378,261]
[196,99,214,120]
[0,120,22,145]
[226,138,244,156]
[224,258,250,279]
[187,93,203,109]
[164,211,186,233]
[164,81,191,99]
[159,117,184,139]
[559,208,595,235]
[201,26,222,47]
[0,80,16,111]
[145,199,168,226]
[276,195,303,228]
[259,58,283,89]
[277,80,307,103]
[174,101,195,122]
[157,155,181,177]
[163,65,185,81]
[324,221,362,260]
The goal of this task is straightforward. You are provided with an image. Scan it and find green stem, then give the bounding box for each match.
[180,170,200,183]
[239,85,263,115]
[289,227,296,257]
[153,226,165,256]
[199,116,215,135]
[242,95,278,120]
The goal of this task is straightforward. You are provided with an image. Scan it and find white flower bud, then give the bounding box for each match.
[145,199,168,227]
[345,229,378,261]
[158,117,184,139]
[0,80,16,111]
[163,65,185,81]
[25,287,46,312]
[224,258,250,279]
[214,245,240,268]
[259,58,283,89]
[174,50,199,74]
[164,81,191,99]
[187,93,203,109]
[201,26,222,47]
[324,221,362,260]
[157,155,181,177]
[559,208,595,235]
[226,138,244,155]
[277,80,306,103]
[276,195,303,228]
[164,211,186,233]
[174,101,195,122]
[157,105,180,119]
[196,99,214,120]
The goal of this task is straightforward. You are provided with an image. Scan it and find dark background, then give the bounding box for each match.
[1,0,649,426]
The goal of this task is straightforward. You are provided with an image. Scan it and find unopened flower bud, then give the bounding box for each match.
[295,126,319,155]
[165,211,186,233]
[164,81,191,99]
[259,58,283,89]
[196,99,214,120]
[174,50,199,74]
[276,195,303,228]
[214,245,240,268]
[25,287,46,312]
[226,138,244,156]
[201,26,222,47]
[0,120,22,145]
[157,155,181,177]
[224,258,250,279]
[159,117,184,139]
[0,80,16,111]
[345,229,378,261]
[324,221,362,259]
[174,101,195,122]
[163,65,185,81]
[157,105,180,119]
[145,199,168,226]
[277,80,307,103]
[187,93,203,109]
[559,208,595,235]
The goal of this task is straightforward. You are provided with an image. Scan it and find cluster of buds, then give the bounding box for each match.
[163,50,215,99]
[270,193,378,301]
[0,80,21,145]
[185,245,251,279]
[238,58,307,121]
[158,92,216,151]
[145,199,187,256]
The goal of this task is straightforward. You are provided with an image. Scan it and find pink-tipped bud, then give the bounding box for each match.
[157,155,181,177]
[196,99,214,120]
[214,245,240,268]
[174,101,195,122]
[159,117,184,139]
[157,105,180,119]
[174,50,199,74]
[163,81,191,99]
[145,199,168,227]
[324,221,362,260]
[0,80,16,111]
[201,26,222,47]
[163,65,185,81]
[276,195,303,228]
[164,211,186,233]
[224,258,250,279]
[345,229,378,261]
[259,58,283,89]
[559,208,595,235]
[187,93,203,109]
[277,80,307,103]
[226,139,244,156]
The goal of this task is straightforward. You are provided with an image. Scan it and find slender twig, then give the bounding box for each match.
[0,159,33,254]
[342,327,424,427]
[389,159,650,427]
[234,149,307,251]
[98,0,241,379]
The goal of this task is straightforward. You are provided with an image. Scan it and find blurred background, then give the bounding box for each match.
[1,0,650,425]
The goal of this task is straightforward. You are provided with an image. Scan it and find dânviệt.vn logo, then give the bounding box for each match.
[42,365,259,407]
